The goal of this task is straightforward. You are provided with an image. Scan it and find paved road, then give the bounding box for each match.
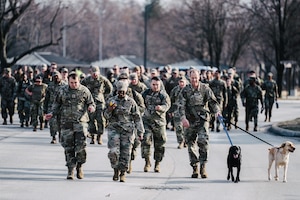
[1,100,300,200]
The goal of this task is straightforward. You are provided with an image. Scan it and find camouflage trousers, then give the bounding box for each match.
[30,102,44,127]
[173,116,185,144]
[141,122,167,162]
[1,98,15,119]
[245,105,258,126]
[88,106,105,137]
[60,122,88,168]
[264,97,275,119]
[49,116,60,137]
[185,120,209,167]
[107,128,134,171]
[129,129,141,161]
[17,99,31,124]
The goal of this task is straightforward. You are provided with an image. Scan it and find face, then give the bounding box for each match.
[151,79,160,92]
[179,80,186,88]
[131,78,138,85]
[92,71,99,79]
[69,76,80,89]
[190,71,200,88]
[35,79,42,85]
[117,90,126,98]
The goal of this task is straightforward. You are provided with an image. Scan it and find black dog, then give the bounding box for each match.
[227,145,242,183]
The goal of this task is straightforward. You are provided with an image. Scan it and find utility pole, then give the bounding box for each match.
[143,1,151,68]
[98,0,103,61]
[63,5,68,57]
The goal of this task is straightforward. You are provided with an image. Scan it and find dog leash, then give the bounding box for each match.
[218,115,233,146]
[219,116,274,147]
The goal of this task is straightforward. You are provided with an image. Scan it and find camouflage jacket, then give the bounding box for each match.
[142,88,171,125]
[104,95,144,137]
[241,84,263,107]
[44,81,67,113]
[129,81,148,94]
[81,75,113,104]
[169,85,183,113]
[179,83,220,123]
[51,84,96,123]
[0,76,17,100]
[261,79,278,99]
[26,83,48,103]
[209,78,228,107]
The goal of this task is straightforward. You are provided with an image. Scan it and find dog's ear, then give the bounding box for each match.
[281,142,286,148]
[238,146,241,151]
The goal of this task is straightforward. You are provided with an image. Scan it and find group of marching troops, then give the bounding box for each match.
[0,63,278,182]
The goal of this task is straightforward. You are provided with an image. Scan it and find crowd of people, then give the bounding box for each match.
[0,63,278,182]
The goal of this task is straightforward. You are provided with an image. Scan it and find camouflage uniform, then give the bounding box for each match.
[209,77,227,132]
[169,84,185,147]
[178,82,220,177]
[16,75,33,127]
[81,70,113,144]
[26,78,48,131]
[241,78,263,131]
[51,83,95,175]
[104,90,144,180]
[0,68,17,124]
[44,72,67,143]
[141,87,170,172]
[223,80,239,130]
[261,74,278,122]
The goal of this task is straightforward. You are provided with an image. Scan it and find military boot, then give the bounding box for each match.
[191,165,198,178]
[200,163,207,178]
[76,163,84,179]
[254,124,258,132]
[154,161,160,173]
[3,118,7,125]
[119,170,126,182]
[9,115,13,124]
[50,136,57,144]
[33,126,37,132]
[127,160,132,174]
[246,124,249,131]
[144,158,151,172]
[67,167,74,180]
[97,134,103,145]
[113,168,119,181]
[90,134,95,144]
[177,142,184,149]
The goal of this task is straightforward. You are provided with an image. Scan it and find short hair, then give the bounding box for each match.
[151,76,160,82]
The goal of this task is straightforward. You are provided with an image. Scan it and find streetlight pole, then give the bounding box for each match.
[144,1,152,68]
[98,0,103,62]
[63,5,68,57]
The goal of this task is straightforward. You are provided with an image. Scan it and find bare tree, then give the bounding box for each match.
[0,0,64,72]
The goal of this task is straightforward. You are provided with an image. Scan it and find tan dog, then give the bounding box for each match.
[268,141,296,182]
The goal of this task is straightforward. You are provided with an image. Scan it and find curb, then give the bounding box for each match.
[269,123,300,137]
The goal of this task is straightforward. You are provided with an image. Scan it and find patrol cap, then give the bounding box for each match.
[118,72,129,80]
[52,71,61,78]
[34,75,42,82]
[90,65,100,73]
[178,76,187,82]
[62,68,68,73]
[27,66,34,73]
[116,81,128,91]
[227,68,234,74]
[172,67,179,73]
[150,68,158,74]
[267,72,273,77]
[80,73,86,79]
[4,68,11,74]
[129,73,138,80]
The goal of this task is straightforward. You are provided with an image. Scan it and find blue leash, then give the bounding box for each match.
[218,115,233,146]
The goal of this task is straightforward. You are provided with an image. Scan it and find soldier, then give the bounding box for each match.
[25,76,48,131]
[241,75,264,131]
[0,68,17,125]
[223,76,239,130]
[45,72,96,180]
[261,72,278,122]
[141,76,171,173]
[169,76,188,149]
[178,69,220,179]
[104,81,144,182]
[111,72,145,174]
[44,71,67,144]
[209,70,227,132]
[227,68,242,128]
[16,73,33,127]
[129,72,148,94]
[81,65,113,144]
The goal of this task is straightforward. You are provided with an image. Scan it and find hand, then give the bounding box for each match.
[155,105,162,111]
[108,102,117,111]
[138,135,143,141]
[45,113,53,121]
[88,105,96,113]
[182,118,190,128]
